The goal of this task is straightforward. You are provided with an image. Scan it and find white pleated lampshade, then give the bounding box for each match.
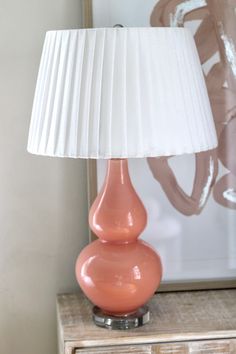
[27,27,217,158]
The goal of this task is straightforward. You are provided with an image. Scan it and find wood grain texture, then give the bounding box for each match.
[76,345,154,353]
[57,289,236,353]
[75,339,236,354]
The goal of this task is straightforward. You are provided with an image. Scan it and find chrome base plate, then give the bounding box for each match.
[92,306,150,330]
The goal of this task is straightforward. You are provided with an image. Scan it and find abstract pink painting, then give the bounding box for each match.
[92,0,236,287]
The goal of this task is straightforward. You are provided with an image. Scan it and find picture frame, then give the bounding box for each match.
[82,0,236,292]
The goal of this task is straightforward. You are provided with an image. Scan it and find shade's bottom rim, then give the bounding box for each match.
[27,144,218,159]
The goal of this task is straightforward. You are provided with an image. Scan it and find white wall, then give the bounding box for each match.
[0,1,88,354]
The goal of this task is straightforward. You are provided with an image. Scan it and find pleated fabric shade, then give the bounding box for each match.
[27,27,217,158]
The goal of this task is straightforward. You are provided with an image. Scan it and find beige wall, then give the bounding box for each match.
[0,1,88,354]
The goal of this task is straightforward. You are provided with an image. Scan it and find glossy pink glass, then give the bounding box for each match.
[76,159,162,315]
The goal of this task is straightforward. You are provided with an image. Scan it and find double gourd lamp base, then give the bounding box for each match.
[76,159,162,329]
[27,28,218,330]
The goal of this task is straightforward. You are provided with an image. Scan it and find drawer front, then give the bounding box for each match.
[76,345,152,353]
[75,339,236,354]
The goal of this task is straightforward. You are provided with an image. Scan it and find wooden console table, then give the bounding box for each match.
[57,289,236,354]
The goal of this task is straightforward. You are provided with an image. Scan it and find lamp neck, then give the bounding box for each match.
[89,158,147,243]
[105,159,131,187]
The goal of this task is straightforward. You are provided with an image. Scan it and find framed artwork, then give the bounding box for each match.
[83,0,236,291]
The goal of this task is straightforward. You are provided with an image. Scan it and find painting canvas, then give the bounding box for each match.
[90,0,236,287]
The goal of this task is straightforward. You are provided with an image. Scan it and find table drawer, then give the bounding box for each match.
[75,339,236,354]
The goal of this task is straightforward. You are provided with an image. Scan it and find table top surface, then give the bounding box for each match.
[57,289,236,348]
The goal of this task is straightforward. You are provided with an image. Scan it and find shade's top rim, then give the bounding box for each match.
[46,27,190,35]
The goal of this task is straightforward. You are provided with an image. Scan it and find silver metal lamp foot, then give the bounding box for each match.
[92,306,150,330]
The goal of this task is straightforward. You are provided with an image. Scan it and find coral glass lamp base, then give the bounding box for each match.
[75,159,162,329]
[93,305,150,330]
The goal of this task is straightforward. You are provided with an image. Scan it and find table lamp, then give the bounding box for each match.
[27,27,217,329]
